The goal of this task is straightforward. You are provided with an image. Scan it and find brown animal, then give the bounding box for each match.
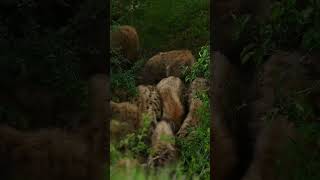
[0,74,108,180]
[135,85,162,124]
[110,85,162,141]
[148,120,177,167]
[177,78,209,137]
[110,119,134,142]
[156,76,185,132]
[110,25,140,63]
[139,50,195,84]
[110,101,141,130]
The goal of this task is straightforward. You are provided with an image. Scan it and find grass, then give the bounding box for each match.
[183,45,210,84]
[111,0,209,55]
[176,92,210,179]
[110,162,200,180]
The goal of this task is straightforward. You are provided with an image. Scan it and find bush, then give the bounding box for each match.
[183,45,210,84]
[110,48,146,101]
[234,0,320,65]
[274,88,320,179]
[117,114,153,158]
[177,92,210,180]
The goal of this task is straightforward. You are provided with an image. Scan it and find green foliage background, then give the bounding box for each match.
[110,0,209,102]
[235,0,320,65]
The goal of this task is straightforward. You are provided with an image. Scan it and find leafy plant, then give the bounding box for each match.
[232,14,252,42]
[177,92,210,180]
[118,114,153,157]
[183,45,210,84]
[272,87,320,179]
[110,47,146,100]
[235,0,320,65]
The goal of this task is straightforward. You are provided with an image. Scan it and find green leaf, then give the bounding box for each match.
[241,51,255,64]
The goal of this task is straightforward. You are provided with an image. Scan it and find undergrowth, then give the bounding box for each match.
[183,45,210,84]
[274,87,320,179]
[110,48,146,101]
[118,114,153,158]
[110,93,210,180]
[177,92,210,179]
[233,0,320,65]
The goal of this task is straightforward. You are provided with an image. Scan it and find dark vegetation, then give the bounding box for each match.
[212,0,320,179]
[0,0,108,179]
[230,0,320,65]
[0,0,107,129]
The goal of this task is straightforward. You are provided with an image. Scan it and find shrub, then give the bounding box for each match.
[177,92,210,180]
[183,45,210,84]
[233,0,320,65]
[110,48,146,100]
[273,88,320,179]
[118,114,153,158]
